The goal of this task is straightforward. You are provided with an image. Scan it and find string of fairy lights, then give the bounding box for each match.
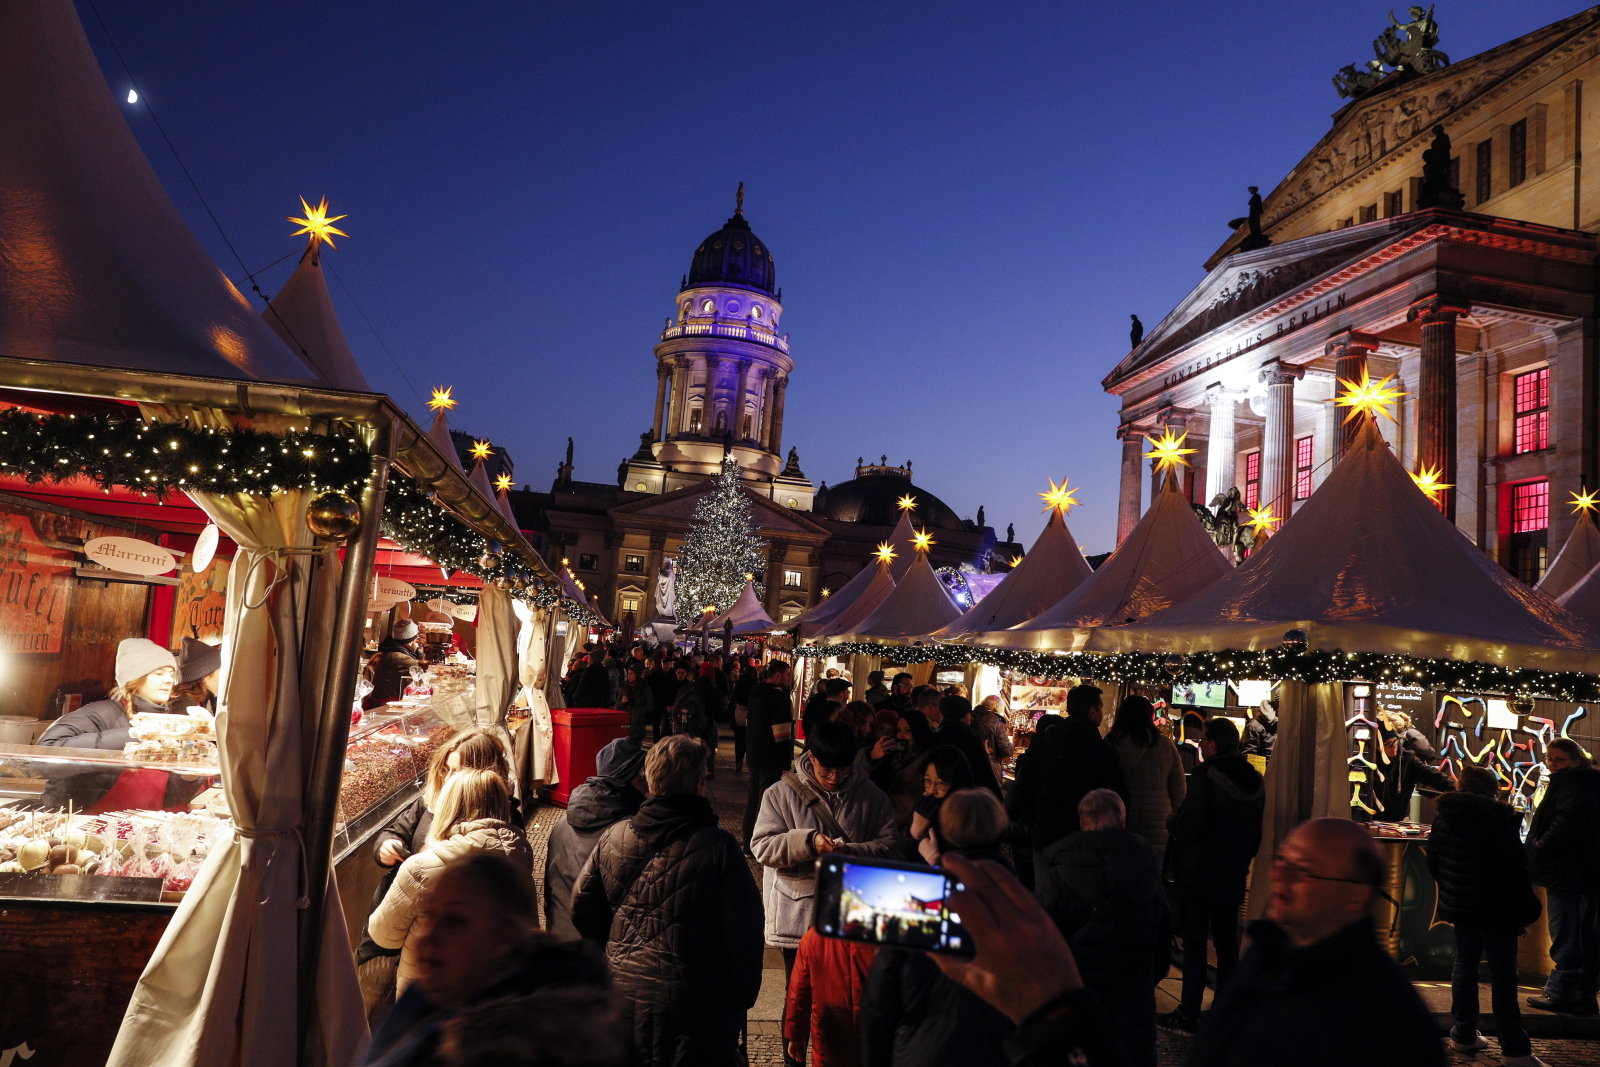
[0,407,603,625]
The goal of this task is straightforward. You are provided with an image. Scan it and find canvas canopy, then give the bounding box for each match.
[1555,556,1600,624]
[1538,511,1600,600]
[884,509,919,581]
[934,506,1093,638]
[0,1,323,384]
[1089,420,1600,673]
[977,469,1231,651]
[262,243,372,392]
[789,556,894,637]
[711,580,778,635]
[849,553,961,641]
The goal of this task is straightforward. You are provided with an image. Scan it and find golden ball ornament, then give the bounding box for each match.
[306,491,361,541]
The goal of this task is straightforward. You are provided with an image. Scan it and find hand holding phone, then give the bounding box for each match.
[813,855,973,956]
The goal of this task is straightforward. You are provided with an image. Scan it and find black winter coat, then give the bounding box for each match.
[1527,763,1600,893]
[1165,754,1264,908]
[1426,790,1540,929]
[39,695,161,750]
[862,946,1014,1067]
[935,719,1003,797]
[543,776,644,941]
[366,638,420,708]
[1035,828,1169,982]
[570,662,613,709]
[1373,749,1454,822]
[1189,917,1445,1067]
[746,681,795,774]
[1010,715,1129,850]
[571,794,764,1065]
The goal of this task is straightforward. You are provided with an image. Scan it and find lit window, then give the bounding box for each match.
[1509,480,1550,585]
[624,554,644,573]
[750,306,762,320]
[1294,436,1314,500]
[780,612,798,623]
[620,595,642,614]
[1244,452,1261,510]
[688,407,703,434]
[578,553,599,571]
[1512,368,1549,454]
[783,569,803,588]
[701,299,714,314]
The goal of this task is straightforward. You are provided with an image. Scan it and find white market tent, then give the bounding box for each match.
[849,552,962,641]
[884,509,920,581]
[1556,556,1600,625]
[1537,510,1600,600]
[711,580,779,635]
[788,555,895,638]
[262,242,372,392]
[935,505,1094,639]
[1089,420,1600,672]
[975,470,1231,651]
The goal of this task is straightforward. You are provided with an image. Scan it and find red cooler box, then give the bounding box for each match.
[549,708,631,807]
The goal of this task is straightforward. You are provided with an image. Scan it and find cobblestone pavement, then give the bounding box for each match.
[532,728,1600,1065]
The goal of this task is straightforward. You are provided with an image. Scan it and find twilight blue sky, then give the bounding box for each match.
[84,1,1579,554]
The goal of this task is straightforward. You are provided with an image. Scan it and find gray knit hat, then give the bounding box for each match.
[391,619,419,641]
[116,638,178,687]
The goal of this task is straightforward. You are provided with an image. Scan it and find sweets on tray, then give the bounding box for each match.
[129,712,215,741]
[124,738,219,764]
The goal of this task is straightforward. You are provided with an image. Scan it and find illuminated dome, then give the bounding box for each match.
[685,193,776,295]
[818,460,965,531]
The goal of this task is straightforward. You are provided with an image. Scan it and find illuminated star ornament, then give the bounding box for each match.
[1038,477,1081,515]
[287,196,348,249]
[912,528,935,554]
[1142,429,1198,472]
[1410,465,1453,504]
[1243,506,1280,536]
[1572,488,1600,515]
[427,385,457,413]
[494,474,513,492]
[1010,554,1025,568]
[896,493,918,512]
[874,542,898,563]
[1334,369,1406,425]
[469,439,493,461]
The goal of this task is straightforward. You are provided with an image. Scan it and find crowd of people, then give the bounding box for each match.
[345,641,1600,1067]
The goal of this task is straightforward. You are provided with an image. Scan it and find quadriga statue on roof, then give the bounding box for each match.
[1333,5,1450,99]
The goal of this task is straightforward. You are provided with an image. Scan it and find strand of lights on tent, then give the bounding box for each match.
[673,455,768,622]
[793,641,1600,702]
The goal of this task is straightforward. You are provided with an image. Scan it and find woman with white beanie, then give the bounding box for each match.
[39,637,177,750]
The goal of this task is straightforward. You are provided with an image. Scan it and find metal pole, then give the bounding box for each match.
[298,421,393,1063]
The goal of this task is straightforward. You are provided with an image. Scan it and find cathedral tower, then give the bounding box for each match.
[626,186,813,509]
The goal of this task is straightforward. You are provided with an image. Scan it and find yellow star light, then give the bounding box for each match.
[494,473,513,492]
[896,494,918,512]
[1142,428,1198,472]
[469,439,493,461]
[1572,488,1600,515]
[1243,506,1281,535]
[1038,477,1081,515]
[912,528,935,554]
[1010,554,1025,568]
[874,542,898,563]
[1410,465,1453,504]
[287,196,348,249]
[1334,369,1406,425]
[427,385,457,412]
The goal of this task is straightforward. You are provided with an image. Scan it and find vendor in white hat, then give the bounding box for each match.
[39,638,177,750]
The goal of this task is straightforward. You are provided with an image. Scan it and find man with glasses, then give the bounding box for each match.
[1526,738,1600,1016]
[1187,818,1445,1067]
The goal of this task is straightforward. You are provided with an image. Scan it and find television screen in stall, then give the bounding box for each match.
[1171,681,1228,709]
[1230,679,1273,707]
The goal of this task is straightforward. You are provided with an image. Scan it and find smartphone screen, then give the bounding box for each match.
[813,856,972,956]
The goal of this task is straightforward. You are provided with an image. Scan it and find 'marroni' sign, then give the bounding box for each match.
[83,536,177,576]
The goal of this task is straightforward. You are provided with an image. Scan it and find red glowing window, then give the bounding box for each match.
[1244,451,1261,509]
[1294,436,1314,500]
[1511,481,1549,533]
[1512,368,1549,454]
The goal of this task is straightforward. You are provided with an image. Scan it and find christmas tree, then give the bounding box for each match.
[675,456,768,624]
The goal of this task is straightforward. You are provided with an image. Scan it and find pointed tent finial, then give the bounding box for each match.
[736,182,745,216]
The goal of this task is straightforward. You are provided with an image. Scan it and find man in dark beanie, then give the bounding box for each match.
[543,737,647,941]
[1010,684,1128,854]
[935,695,1002,796]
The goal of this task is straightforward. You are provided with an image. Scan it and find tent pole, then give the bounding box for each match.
[298,421,393,1063]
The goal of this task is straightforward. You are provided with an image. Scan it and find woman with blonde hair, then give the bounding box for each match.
[369,769,533,995]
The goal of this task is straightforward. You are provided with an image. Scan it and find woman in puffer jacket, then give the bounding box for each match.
[1105,695,1184,858]
[369,769,533,993]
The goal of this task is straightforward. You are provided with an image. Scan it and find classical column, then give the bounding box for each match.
[651,363,669,441]
[735,359,753,441]
[1259,361,1304,522]
[1116,425,1143,545]
[765,541,787,616]
[1549,318,1598,557]
[756,368,776,451]
[769,374,790,453]
[1203,385,1240,503]
[1407,298,1471,519]
[668,356,692,437]
[704,356,723,436]
[1325,331,1379,461]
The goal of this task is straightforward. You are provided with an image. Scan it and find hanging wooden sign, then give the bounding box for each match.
[0,513,72,654]
[372,576,415,603]
[83,536,176,577]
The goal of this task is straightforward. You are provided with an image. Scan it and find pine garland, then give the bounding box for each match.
[796,641,1600,701]
[674,456,767,624]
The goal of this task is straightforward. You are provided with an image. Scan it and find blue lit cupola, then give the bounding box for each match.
[683,182,776,295]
